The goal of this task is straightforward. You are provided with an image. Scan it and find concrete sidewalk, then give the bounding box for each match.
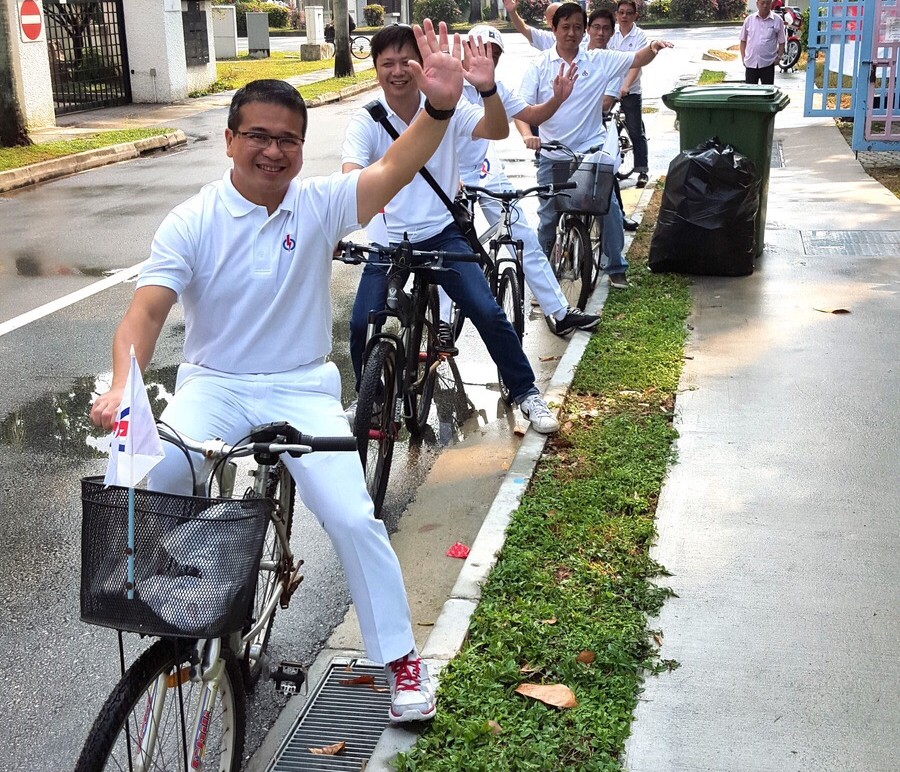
[624,74,900,770]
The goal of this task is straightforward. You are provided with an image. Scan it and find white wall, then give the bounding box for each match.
[7,0,55,128]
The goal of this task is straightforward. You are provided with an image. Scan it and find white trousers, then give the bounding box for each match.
[148,360,414,665]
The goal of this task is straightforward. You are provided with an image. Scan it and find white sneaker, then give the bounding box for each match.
[344,399,357,429]
[519,393,560,434]
[385,651,436,723]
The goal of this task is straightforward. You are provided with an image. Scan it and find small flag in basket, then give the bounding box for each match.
[103,347,164,487]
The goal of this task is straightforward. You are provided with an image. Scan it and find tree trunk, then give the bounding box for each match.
[333,0,355,78]
[0,0,32,147]
[469,1,482,24]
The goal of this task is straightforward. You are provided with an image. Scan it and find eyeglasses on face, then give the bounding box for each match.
[590,24,613,32]
[234,131,304,152]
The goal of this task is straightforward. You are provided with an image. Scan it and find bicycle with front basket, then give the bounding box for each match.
[336,238,481,514]
[74,422,357,772]
[606,100,635,182]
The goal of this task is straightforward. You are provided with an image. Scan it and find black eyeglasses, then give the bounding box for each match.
[234,131,304,152]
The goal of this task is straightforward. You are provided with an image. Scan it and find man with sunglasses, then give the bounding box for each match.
[90,22,467,725]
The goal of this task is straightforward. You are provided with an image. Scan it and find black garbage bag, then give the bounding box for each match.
[649,137,760,276]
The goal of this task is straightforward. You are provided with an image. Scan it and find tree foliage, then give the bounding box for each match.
[412,0,462,24]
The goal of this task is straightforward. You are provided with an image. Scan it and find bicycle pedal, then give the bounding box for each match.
[272,661,307,696]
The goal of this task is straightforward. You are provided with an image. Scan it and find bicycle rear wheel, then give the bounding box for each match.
[616,119,635,181]
[405,286,439,436]
[75,639,245,772]
[357,340,398,515]
[550,217,593,311]
[497,264,524,404]
[241,461,294,685]
[351,36,371,59]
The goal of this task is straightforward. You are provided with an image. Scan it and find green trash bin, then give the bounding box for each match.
[662,85,790,256]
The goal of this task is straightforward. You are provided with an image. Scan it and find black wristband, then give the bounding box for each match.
[478,84,498,99]
[423,99,455,121]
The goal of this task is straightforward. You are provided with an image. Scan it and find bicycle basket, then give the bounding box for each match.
[80,477,273,638]
[551,159,615,216]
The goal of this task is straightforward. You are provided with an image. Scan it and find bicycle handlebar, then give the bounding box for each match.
[460,181,577,203]
[335,239,482,268]
[158,422,358,459]
[539,141,602,159]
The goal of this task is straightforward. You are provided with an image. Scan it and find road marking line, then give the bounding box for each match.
[0,262,145,338]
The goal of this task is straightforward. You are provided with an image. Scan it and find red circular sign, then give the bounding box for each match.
[19,0,43,41]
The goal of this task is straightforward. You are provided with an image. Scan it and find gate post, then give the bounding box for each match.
[6,0,55,128]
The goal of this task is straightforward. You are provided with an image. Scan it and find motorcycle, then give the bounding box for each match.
[773,1,803,71]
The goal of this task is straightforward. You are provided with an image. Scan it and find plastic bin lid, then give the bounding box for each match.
[662,85,790,113]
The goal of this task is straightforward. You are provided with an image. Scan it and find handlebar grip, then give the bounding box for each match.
[556,181,578,190]
[298,435,359,452]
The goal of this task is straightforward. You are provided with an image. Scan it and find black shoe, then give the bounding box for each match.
[554,307,601,336]
[608,272,629,289]
[635,173,649,188]
[623,217,639,232]
[436,321,458,355]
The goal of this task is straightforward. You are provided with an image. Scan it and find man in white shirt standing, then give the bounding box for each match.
[503,0,562,51]
[517,3,672,289]
[90,22,467,725]
[608,0,649,188]
[740,0,786,85]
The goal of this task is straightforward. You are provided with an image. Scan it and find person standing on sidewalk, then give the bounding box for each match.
[608,0,650,188]
[740,0,786,85]
[342,24,561,433]
[88,21,469,726]
[516,3,672,288]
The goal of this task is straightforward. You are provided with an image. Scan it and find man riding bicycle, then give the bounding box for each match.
[89,21,465,724]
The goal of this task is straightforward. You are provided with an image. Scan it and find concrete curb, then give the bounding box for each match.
[305,78,380,107]
[0,130,187,194]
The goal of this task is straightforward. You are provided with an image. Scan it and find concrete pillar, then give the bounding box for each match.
[7,0,55,128]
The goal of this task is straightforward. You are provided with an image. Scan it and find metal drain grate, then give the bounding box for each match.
[801,230,900,256]
[772,138,785,168]
[269,662,391,771]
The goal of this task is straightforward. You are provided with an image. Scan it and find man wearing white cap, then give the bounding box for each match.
[460,25,600,335]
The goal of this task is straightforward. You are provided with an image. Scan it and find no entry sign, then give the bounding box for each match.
[19,0,44,43]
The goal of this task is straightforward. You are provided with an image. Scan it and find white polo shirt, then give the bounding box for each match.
[609,24,648,94]
[341,92,482,243]
[458,81,527,184]
[519,46,635,157]
[138,169,361,374]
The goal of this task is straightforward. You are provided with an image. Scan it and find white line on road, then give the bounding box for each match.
[0,262,144,338]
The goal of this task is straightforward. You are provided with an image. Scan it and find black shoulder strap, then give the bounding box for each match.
[363,99,457,213]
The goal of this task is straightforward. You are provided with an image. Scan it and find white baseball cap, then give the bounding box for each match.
[468,25,505,53]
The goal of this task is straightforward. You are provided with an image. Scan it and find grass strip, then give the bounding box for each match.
[0,128,174,172]
[396,188,692,771]
[698,69,726,84]
[299,69,378,101]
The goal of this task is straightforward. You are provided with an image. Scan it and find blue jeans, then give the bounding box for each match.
[350,224,538,404]
[621,92,648,173]
[536,156,628,275]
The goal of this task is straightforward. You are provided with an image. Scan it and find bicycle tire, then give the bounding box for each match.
[350,36,371,59]
[615,116,635,181]
[496,265,523,404]
[780,39,801,70]
[241,461,295,686]
[357,340,397,515]
[75,639,245,772]
[588,215,602,290]
[405,286,439,436]
[550,217,592,311]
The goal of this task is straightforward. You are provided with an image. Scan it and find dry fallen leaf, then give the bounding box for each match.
[514,424,527,436]
[515,683,577,709]
[309,741,346,755]
[519,663,539,675]
[539,355,561,362]
[539,617,557,625]
[576,650,596,665]
[652,633,664,647]
[487,720,503,735]
[339,675,375,687]
[814,307,851,314]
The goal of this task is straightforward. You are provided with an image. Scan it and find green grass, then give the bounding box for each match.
[698,69,726,84]
[190,51,345,96]
[396,189,692,771]
[299,69,378,101]
[0,128,174,172]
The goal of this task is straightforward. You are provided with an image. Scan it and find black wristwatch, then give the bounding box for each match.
[424,99,455,121]
[478,84,498,99]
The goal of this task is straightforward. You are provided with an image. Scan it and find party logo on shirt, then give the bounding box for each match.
[479,158,491,179]
[282,233,296,252]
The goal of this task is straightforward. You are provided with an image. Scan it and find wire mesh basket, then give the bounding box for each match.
[80,477,273,638]
[551,159,615,216]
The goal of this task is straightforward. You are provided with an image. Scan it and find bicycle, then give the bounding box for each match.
[74,421,357,772]
[541,140,615,311]
[458,180,576,400]
[606,100,635,181]
[336,238,481,514]
[350,35,371,59]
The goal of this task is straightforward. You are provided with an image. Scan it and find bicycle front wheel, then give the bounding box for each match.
[357,340,398,515]
[551,217,593,311]
[616,119,635,181]
[75,639,245,772]
[351,36,371,59]
[405,286,439,436]
[497,265,524,405]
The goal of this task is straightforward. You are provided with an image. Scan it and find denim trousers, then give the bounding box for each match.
[349,223,538,404]
[621,92,648,173]
[536,156,628,275]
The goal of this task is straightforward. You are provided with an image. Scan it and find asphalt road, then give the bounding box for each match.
[0,24,741,771]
